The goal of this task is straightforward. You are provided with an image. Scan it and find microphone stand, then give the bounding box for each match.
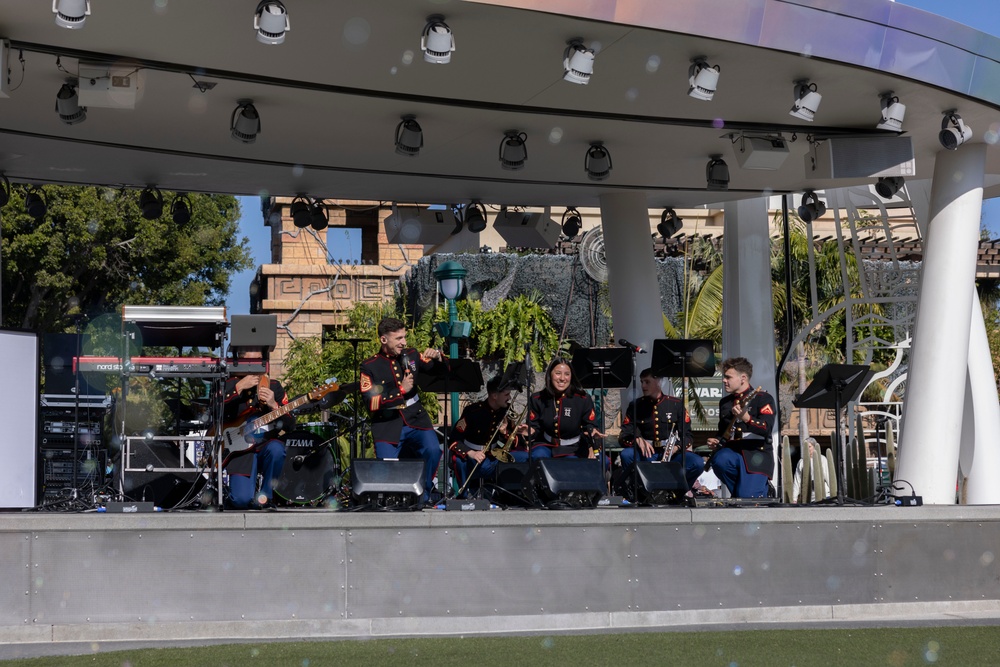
[627,345,640,505]
[333,337,366,477]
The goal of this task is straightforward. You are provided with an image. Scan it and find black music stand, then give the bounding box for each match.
[793,364,872,505]
[417,358,484,503]
[571,347,632,502]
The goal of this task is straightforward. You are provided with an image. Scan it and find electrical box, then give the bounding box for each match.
[77,62,140,109]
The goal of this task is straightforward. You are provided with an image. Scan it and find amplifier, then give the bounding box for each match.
[41,448,107,501]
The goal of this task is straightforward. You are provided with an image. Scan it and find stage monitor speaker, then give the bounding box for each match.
[523,458,604,508]
[806,135,914,179]
[625,461,686,506]
[384,206,457,245]
[351,459,425,510]
[493,462,531,506]
[122,441,205,508]
[493,207,560,248]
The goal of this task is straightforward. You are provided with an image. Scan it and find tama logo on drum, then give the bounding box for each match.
[285,439,314,448]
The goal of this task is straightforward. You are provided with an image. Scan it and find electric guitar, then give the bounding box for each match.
[724,385,763,440]
[219,382,340,466]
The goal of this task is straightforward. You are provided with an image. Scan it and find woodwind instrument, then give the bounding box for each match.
[724,385,762,440]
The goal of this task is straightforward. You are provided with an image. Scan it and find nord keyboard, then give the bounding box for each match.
[73,356,224,375]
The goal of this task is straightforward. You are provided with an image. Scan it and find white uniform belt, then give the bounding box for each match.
[543,433,580,446]
[402,395,420,408]
[463,440,484,451]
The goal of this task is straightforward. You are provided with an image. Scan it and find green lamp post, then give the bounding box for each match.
[433,260,469,422]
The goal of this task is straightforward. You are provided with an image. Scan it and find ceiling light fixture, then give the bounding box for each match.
[657,208,683,238]
[463,202,488,233]
[874,177,904,200]
[797,191,827,222]
[310,199,329,231]
[706,155,729,191]
[877,92,906,132]
[939,110,972,150]
[687,57,720,101]
[789,79,822,121]
[170,194,193,225]
[53,0,90,29]
[584,143,612,181]
[25,187,47,221]
[230,100,261,144]
[291,196,311,228]
[394,115,423,157]
[499,131,527,171]
[55,83,86,125]
[254,1,290,45]
[0,174,10,207]
[561,207,582,237]
[139,186,164,220]
[563,40,595,85]
[421,15,454,64]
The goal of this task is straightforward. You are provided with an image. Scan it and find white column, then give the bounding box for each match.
[959,288,1000,503]
[599,193,664,354]
[897,144,986,504]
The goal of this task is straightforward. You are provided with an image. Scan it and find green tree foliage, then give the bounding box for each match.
[1,184,252,332]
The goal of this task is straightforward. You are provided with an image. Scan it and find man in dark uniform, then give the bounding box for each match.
[618,367,704,490]
[359,317,444,502]
[450,376,528,495]
[222,350,292,509]
[707,356,776,498]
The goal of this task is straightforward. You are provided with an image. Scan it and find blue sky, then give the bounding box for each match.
[225,0,1000,315]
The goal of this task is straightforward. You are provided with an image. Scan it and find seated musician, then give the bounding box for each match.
[706,356,776,498]
[450,376,528,496]
[528,357,605,459]
[617,367,706,494]
[222,349,292,509]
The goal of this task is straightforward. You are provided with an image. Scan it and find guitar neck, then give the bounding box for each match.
[251,394,309,430]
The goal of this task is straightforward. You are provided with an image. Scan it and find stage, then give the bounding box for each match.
[1,504,999,647]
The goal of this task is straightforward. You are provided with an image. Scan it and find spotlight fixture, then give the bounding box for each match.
[290,196,311,228]
[139,186,164,220]
[706,155,729,191]
[561,207,582,238]
[584,143,612,181]
[789,80,822,121]
[875,176,904,200]
[0,173,10,208]
[877,92,906,132]
[170,194,193,225]
[230,100,261,144]
[53,0,90,29]
[55,83,86,125]
[463,202,488,233]
[797,191,827,222]
[394,115,423,157]
[499,131,528,171]
[563,40,595,85]
[687,57,720,101]
[421,15,454,64]
[309,199,329,231]
[254,1,289,45]
[25,187,47,221]
[657,208,682,238]
[939,110,972,150]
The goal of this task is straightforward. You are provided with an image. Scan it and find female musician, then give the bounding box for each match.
[527,357,604,459]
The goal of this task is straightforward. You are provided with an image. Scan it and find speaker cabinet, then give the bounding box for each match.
[493,462,531,506]
[351,459,425,510]
[620,461,686,506]
[523,458,605,508]
[123,441,204,508]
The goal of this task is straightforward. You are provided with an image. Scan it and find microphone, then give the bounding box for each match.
[618,338,647,354]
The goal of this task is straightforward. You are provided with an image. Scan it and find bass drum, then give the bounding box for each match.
[273,430,339,506]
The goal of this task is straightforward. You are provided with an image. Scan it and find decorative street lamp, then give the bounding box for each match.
[433,260,469,423]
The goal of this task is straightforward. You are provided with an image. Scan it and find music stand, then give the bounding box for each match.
[571,347,632,501]
[417,358,484,502]
[793,364,872,505]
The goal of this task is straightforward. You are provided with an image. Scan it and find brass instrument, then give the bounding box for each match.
[660,419,679,462]
[488,401,528,463]
[724,385,762,440]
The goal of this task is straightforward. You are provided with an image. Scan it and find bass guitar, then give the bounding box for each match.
[724,385,763,440]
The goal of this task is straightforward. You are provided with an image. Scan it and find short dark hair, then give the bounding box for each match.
[377,317,405,337]
[544,356,583,396]
[486,376,505,394]
[639,367,657,380]
[722,356,753,378]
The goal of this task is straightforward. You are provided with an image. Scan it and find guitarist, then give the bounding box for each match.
[222,350,293,509]
[706,357,776,498]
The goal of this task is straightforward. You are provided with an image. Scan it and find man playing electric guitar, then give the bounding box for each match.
[706,356,776,498]
[222,352,293,509]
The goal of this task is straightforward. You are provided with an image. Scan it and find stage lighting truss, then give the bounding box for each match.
[0,173,10,207]
[789,79,822,121]
[25,186,47,221]
[584,143,612,181]
[421,15,455,64]
[139,186,164,220]
[657,208,682,238]
[939,110,972,150]
[290,195,312,228]
[463,202,488,233]
[170,193,193,225]
[875,176,904,200]
[561,207,582,238]
[395,115,423,157]
[563,40,595,85]
[53,0,90,29]
[231,100,261,144]
[55,82,86,125]
[310,199,330,230]
[687,57,720,101]
[706,155,729,191]
[877,92,906,132]
[499,131,528,171]
[797,190,827,222]
[254,1,290,45]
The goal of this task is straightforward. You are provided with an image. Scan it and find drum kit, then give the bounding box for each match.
[272,418,363,507]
